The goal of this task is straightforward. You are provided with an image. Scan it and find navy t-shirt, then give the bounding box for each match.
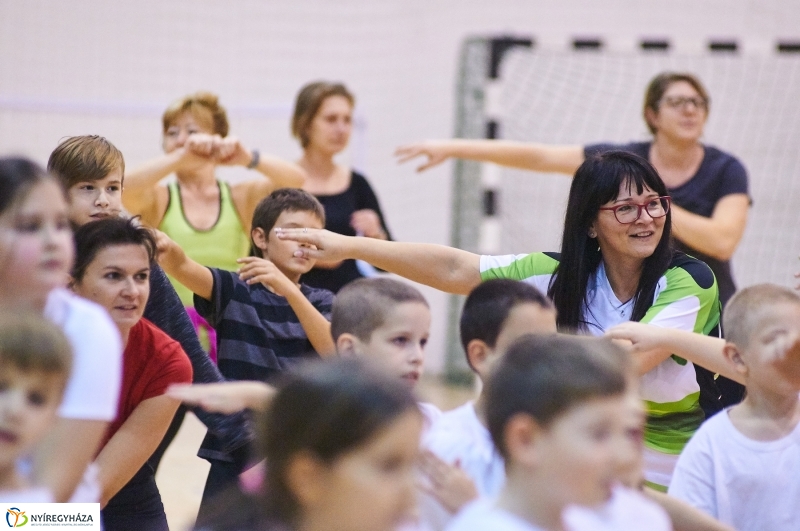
[585,142,749,306]
[194,267,334,461]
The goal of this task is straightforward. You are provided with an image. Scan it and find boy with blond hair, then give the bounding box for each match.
[47,135,250,476]
[666,284,800,531]
[0,313,72,501]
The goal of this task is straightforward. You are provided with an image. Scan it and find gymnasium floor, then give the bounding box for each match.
[155,377,476,530]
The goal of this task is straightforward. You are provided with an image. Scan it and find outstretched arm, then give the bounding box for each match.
[395,139,584,174]
[607,322,740,382]
[276,228,482,295]
[153,230,213,301]
[167,381,275,414]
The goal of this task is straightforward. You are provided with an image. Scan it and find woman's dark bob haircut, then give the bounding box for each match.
[548,150,673,331]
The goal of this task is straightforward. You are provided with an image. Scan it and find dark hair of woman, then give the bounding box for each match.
[71,217,157,282]
[548,150,673,331]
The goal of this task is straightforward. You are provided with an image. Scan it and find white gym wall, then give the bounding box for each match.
[1,0,797,373]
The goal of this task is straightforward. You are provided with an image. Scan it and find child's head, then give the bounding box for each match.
[260,359,421,531]
[70,218,155,338]
[723,283,800,394]
[332,278,430,387]
[460,279,556,378]
[485,334,629,508]
[47,135,125,226]
[250,188,326,276]
[0,312,72,468]
[0,158,73,310]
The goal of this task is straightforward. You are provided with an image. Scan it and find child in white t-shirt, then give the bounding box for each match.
[423,280,672,531]
[445,334,632,531]
[331,277,441,426]
[666,284,800,531]
[423,280,557,500]
[0,313,72,502]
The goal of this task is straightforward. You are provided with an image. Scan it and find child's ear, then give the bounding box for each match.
[285,451,327,507]
[466,339,492,376]
[67,276,77,292]
[336,333,360,358]
[723,342,748,377]
[503,413,541,467]
[251,227,269,253]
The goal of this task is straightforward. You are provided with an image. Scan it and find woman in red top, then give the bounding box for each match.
[70,217,193,531]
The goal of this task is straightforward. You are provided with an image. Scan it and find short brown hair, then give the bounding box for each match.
[332,278,429,342]
[162,91,229,137]
[485,334,628,460]
[291,82,355,148]
[0,311,72,390]
[250,188,326,258]
[643,72,710,134]
[723,284,800,350]
[48,135,125,189]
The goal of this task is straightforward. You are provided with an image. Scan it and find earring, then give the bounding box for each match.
[588,230,597,238]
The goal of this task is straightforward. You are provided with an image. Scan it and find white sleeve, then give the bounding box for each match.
[55,295,123,421]
[667,425,718,519]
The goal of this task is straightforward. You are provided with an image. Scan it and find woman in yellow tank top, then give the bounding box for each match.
[122,92,305,357]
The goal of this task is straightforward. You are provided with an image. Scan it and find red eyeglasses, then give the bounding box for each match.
[598,196,671,224]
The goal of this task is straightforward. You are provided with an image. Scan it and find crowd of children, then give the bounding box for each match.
[1,77,799,531]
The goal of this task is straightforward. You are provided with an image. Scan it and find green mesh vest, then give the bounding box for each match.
[159,180,251,306]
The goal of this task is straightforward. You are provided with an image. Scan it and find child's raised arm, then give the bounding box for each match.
[153,230,213,301]
[237,256,335,356]
[606,322,741,383]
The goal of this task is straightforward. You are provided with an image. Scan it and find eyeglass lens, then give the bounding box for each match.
[663,96,707,110]
[615,198,669,223]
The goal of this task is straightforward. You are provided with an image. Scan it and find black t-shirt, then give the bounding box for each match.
[584,142,749,306]
[301,171,392,293]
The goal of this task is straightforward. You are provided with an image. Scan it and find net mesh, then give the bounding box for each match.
[491,48,800,289]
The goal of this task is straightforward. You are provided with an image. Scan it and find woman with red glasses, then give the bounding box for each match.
[396,72,748,309]
[276,151,720,491]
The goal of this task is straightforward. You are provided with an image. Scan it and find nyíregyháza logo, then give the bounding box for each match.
[5,508,27,528]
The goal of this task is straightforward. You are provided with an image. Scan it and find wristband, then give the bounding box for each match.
[247,149,260,169]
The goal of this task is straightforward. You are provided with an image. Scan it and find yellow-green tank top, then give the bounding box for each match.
[159,180,251,306]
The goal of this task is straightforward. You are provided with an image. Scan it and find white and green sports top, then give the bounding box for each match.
[480,251,720,488]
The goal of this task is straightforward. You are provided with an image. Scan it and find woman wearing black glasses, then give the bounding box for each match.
[396,72,748,309]
[275,151,720,491]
